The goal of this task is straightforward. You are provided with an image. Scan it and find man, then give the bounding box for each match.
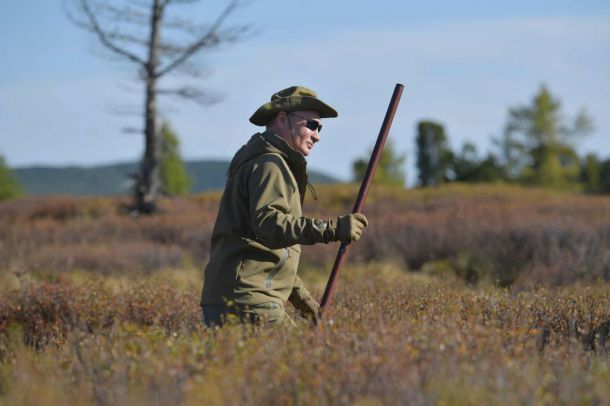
[200,86,368,327]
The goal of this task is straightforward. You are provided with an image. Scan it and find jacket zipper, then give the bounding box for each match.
[265,248,289,288]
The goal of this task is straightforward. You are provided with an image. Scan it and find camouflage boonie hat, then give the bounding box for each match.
[249,86,338,126]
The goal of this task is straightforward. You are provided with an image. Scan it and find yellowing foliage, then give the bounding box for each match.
[0,273,608,405]
[0,184,609,404]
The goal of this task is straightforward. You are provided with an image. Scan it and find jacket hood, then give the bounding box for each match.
[228,131,306,178]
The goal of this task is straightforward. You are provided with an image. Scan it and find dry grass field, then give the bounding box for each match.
[1,184,609,405]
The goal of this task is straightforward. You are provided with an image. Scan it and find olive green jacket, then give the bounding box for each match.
[200,131,338,312]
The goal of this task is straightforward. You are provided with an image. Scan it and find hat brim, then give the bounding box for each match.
[249,95,338,126]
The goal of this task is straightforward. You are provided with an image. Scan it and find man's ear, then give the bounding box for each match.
[278,111,290,128]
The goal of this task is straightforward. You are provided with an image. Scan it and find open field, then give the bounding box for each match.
[1,184,609,404]
[2,183,609,286]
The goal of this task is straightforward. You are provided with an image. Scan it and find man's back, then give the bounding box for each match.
[200,131,307,308]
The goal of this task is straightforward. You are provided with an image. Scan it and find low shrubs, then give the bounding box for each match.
[0,273,608,404]
[1,184,608,286]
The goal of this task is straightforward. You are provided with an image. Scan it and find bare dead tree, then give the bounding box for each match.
[65,0,249,213]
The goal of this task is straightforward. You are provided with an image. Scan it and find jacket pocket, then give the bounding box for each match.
[264,248,289,288]
[236,238,289,289]
[243,301,286,325]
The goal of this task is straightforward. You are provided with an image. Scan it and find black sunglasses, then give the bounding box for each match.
[289,112,322,133]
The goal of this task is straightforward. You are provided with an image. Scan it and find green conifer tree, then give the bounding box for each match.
[159,123,192,196]
[580,153,601,193]
[352,139,406,186]
[501,85,593,188]
[415,121,452,186]
[451,143,506,183]
[598,158,610,194]
[0,155,23,201]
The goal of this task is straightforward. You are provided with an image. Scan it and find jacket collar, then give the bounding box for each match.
[261,130,307,168]
[262,130,308,203]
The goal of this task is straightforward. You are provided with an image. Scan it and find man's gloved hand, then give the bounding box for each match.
[300,298,320,324]
[335,213,368,242]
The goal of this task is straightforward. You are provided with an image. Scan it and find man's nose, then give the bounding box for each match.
[311,131,321,143]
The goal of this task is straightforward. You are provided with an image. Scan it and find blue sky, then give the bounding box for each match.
[1,1,609,185]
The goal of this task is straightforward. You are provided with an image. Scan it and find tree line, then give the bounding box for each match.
[354,85,609,193]
[414,85,610,192]
[2,85,608,202]
[0,123,190,202]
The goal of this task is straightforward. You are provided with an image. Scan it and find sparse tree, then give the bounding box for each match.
[65,0,248,213]
[0,156,23,201]
[451,143,506,183]
[416,121,452,187]
[580,153,601,193]
[450,142,478,181]
[352,139,406,186]
[500,85,593,188]
[599,158,610,194]
[160,122,191,196]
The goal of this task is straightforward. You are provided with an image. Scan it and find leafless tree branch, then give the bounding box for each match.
[159,16,206,34]
[96,3,151,26]
[122,126,144,134]
[116,80,142,94]
[156,0,246,77]
[65,0,251,213]
[172,60,210,78]
[105,103,142,117]
[157,86,221,105]
[104,31,148,47]
[75,0,147,67]
[101,31,184,58]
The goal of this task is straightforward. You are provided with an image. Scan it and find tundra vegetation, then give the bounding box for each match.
[1,184,609,405]
[0,156,23,202]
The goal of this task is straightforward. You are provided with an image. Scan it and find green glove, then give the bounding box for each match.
[335,213,368,242]
[301,298,320,323]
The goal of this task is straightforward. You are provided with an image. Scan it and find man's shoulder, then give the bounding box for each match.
[245,153,298,189]
[249,152,290,171]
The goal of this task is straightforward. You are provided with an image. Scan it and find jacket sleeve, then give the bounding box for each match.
[247,156,337,248]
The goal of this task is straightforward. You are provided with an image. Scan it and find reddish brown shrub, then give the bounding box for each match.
[1,185,609,286]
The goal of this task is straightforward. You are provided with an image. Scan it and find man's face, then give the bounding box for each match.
[281,110,322,157]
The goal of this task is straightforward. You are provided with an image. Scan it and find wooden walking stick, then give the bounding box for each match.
[320,83,404,310]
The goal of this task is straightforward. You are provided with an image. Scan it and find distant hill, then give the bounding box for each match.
[13,160,341,196]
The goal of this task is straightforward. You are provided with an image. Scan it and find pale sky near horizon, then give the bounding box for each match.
[1,1,609,185]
